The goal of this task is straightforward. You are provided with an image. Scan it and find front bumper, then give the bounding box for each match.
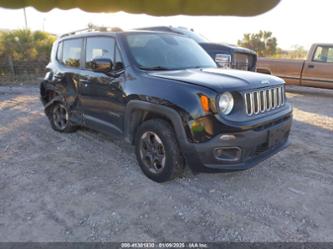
[184,113,292,171]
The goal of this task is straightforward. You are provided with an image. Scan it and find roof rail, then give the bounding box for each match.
[60,25,123,38]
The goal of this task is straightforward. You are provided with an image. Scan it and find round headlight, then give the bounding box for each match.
[218,92,234,115]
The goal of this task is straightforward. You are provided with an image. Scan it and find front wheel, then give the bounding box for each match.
[135,119,185,182]
[49,102,77,133]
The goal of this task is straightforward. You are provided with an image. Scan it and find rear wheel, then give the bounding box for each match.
[135,119,185,182]
[49,102,77,133]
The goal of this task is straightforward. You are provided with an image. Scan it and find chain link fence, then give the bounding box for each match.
[0,60,47,84]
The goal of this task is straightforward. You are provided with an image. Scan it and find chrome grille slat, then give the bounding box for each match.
[257,91,261,114]
[277,87,280,107]
[244,86,285,116]
[270,89,274,109]
[268,89,272,110]
[250,92,254,115]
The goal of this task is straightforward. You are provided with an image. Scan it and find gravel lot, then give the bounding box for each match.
[0,84,332,242]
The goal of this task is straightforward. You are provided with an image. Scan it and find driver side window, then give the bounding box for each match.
[313,46,333,63]
[85,37,115,69]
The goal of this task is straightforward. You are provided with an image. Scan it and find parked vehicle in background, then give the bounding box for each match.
[257,43,333,89]
[40,28,292,182]
[136,26,257,71]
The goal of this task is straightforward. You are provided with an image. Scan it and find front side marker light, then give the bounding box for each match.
[200,95,210,112]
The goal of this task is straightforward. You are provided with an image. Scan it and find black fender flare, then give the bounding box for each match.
[124,100,190,147]
[39,80,56,105]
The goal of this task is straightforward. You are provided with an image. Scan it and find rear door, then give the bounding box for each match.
[302,45,333,88]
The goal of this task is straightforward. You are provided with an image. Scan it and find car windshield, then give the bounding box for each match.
[124,33,217,70]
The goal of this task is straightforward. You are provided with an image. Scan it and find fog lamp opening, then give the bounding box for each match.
[214,147,241,162]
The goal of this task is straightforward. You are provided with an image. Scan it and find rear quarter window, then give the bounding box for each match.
[56,42,63,61]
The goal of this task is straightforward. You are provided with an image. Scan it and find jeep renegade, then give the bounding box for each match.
[40,29,292,182]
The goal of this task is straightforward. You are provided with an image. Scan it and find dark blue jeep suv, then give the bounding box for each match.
[40,30,292,182]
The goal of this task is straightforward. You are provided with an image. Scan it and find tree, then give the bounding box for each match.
[0,29,56,78]
[0,31,4,55]
[287,45,307,59]
[238,30,278,57]
[0,29,55,64]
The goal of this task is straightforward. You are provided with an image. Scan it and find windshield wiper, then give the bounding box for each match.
[138,66,172,71]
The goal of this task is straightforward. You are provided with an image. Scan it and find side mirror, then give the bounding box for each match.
[91,58,113,73]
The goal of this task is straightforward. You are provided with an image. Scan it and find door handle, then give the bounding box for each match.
[308,64,315,69]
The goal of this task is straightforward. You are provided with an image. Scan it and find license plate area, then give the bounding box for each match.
[268,126,286,148]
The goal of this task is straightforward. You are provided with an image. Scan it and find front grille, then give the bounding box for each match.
[244,86,285,116]
[232,53,253,71]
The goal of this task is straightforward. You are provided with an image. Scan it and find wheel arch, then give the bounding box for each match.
[40,80,56,105]
[124,100,190,147]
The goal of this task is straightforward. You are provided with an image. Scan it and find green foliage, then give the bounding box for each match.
[238,31,308,59]
[238,30,278,57]
[0,31,4,56]
[0,29,56,63]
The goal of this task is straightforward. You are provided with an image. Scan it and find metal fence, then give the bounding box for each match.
[0,60,47,84]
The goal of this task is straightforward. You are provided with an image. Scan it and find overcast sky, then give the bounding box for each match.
[0,0,332,50]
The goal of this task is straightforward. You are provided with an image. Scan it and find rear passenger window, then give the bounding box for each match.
[85,37,115,69]
[62,39,82,68]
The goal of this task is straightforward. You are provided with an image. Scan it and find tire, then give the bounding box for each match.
[48,102,78,133]
[134,119,185,182]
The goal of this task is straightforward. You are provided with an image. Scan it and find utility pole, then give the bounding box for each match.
[23,8,28,29]
[42,18,46,31]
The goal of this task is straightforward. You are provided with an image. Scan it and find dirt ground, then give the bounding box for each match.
[0,84,332,242]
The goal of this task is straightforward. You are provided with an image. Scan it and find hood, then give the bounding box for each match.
[199,42,256,55]
[149,68,284,92]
